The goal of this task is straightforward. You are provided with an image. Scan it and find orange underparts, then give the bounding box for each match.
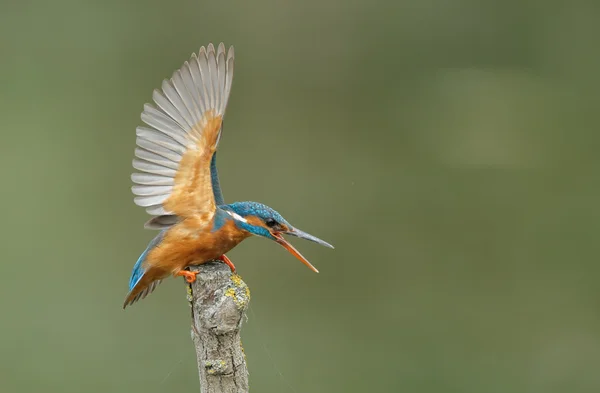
[174,255,236,283]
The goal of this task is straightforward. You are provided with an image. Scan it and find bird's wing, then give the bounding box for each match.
[210,152,225,206]
[132,43,235,219]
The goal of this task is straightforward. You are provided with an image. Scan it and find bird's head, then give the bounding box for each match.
[223,202,333,272]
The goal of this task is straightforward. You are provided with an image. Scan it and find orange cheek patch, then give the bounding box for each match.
[245,216,267,228]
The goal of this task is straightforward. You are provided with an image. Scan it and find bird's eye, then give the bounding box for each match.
[265,218,277,228]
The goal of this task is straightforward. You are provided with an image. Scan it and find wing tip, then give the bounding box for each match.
[196,42,234,60]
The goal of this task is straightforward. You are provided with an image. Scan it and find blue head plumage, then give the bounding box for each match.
[224,202,288,238]
[220,201,333,273]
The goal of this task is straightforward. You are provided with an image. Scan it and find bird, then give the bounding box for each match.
[123,43,334,308]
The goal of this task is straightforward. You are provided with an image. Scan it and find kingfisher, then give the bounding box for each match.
[123,43,333,308]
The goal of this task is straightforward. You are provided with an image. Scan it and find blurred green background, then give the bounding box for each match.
[2,0,600,392]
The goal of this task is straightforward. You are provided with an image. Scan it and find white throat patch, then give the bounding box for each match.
[226,210,248,223]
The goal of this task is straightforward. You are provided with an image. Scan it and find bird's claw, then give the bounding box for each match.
[218,254,236,273]
[175,270,199,283]
[175,256,234,284]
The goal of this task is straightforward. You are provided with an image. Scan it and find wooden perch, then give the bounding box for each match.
[187,261,250,393]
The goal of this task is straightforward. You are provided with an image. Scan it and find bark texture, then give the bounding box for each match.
[187,261,250,393]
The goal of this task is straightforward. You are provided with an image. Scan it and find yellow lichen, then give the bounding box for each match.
[230,273,243,287]
[224,282,250,309]
[225,287,237,300]
[186,285,193,303]
[222,274,251,309]
[205,359,227,375]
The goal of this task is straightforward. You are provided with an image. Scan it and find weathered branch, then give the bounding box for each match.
[187,261,250,393]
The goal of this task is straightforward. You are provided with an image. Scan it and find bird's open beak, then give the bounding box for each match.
[272,227,334,273]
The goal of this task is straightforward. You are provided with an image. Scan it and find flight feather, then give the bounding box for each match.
[131,43,235,219]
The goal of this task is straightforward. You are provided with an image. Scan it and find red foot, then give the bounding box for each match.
[175,270,199,283]
[218,254,236,272]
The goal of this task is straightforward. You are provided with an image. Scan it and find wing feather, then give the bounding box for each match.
[136,139,182,162]
[161,79,195,129]
[134,194,170,207]
[216,44,226,113]
[131,185,173,196]
[134,148,179,170]
[188,54,206,114]
[153,86,191,131]
[136,127,186,153]
[198,47,213,115]
[131,173,174,186]
[132,159,177,177]
[146,205,168,216]
[179,63,203,122]
[173,69,201,125]
[207,45,218,111]
[141,105,189,146]
[132,43,235,219]
[224,48,234,113]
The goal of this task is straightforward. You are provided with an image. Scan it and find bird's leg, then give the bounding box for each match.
[175,256,234,283]
[218,254,236,272]
[174,269,199,283]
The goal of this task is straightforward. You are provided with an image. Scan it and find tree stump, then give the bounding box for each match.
[187,261,250,393]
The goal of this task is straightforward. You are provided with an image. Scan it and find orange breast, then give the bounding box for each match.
[144,218,249,274]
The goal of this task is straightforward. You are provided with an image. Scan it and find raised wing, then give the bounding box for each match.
[131,43,234,220]
[210,152,225,206]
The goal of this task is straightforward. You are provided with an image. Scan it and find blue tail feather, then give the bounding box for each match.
[128,231,165,291]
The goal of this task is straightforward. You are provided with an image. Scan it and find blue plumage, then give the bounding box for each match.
[213,202,288,237]
[222,202,290,238]
[225,202,287,223]
[211,208,232,232]
[210,153,225,206]
[128,231,165,291]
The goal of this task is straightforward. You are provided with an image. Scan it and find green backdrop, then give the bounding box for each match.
[2,0,600,392]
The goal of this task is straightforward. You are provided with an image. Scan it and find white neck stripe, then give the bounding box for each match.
[226,210,248,223]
